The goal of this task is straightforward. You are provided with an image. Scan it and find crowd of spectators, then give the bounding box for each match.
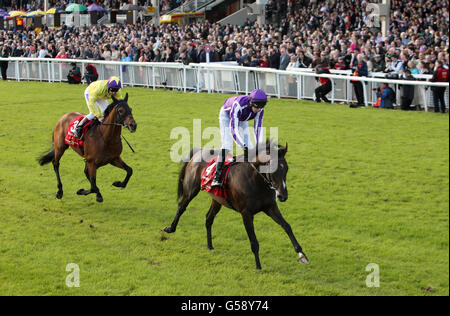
[2,0,185,14]
[1,0,449,77]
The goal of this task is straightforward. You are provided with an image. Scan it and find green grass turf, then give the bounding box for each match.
[0,81,448,296]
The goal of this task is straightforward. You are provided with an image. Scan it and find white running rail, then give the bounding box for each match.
[0,57,448,112]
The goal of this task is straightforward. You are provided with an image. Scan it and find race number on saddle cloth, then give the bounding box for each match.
[64,115,96,147]
[201,155,235,198]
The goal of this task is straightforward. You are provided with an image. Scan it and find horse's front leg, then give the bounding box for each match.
[77,161,103,202]
[206,200,222,250]
[241,211,262,270]
[109,157,133,188]
[264,203,309,265]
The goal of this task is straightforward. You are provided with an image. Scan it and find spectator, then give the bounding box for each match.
[400,70,416,111]
[298,51,312,68]
[430,60,449,113]
[223,46,236,62]
[0,44,10,80]
[55,47,68,59]
[67,62,82,84]
[259,54,270,68]
[314,63,333,103]
[38,45,50,58]
[84,64,98,85]
[334,56,347,70]
[350,54,368,108]
[385,54,404,73]
[286,55,299,70]
[111,46,120,61]
[279,47,290,71]
[153,48,162,62]
[269,46,280,69]
[374,83,395,109]
[372,54,386,72]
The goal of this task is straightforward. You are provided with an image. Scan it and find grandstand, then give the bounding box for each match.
[0,0,448,110]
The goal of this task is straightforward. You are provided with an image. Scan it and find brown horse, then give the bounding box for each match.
[38,94,137,202]
[163,140,309,269]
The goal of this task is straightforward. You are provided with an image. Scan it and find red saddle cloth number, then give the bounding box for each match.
[201,156,234,199]
[64,115,94,148]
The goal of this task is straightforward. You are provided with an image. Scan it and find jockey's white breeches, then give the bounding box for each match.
[219,108,253,151]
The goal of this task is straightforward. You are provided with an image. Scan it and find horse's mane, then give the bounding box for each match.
[249,139,286,166]
[259,139,285,153]
[103,101,117,119]
[103,98,130,119]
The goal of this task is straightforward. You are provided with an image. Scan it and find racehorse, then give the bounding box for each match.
[38,94,137,203]
[163,140,309,269]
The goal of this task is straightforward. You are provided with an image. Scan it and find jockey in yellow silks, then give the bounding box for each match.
[74,76,125,139]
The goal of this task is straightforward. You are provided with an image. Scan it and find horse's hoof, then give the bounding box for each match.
[96,196,103,203]
[77,189,88,195]
[163,226,174,233]
[56,191,63,199]
[112,181,125,188]
[298,252,310,265]
[208,246,214,251]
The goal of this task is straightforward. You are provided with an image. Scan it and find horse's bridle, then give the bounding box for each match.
[100,104,136,153]
[249,162,277,192]
[101,104,132,128]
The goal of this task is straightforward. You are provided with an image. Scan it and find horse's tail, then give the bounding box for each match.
[38,148,55,166]
[177,148,201,202]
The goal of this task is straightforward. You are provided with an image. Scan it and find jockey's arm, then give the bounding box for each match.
[87,95,99,116]
[229,103,246,148]
[253,110,264,145]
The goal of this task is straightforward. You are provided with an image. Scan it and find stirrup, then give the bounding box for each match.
[74,127,83,139]
[211,178,223,187]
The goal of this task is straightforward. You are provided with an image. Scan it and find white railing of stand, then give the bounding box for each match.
[1,57,448,112]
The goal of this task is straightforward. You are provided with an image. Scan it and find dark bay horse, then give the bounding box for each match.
[38,94,137,202]
[164,141,309,269]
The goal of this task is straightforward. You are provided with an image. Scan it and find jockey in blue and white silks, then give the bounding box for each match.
[211,89,268,187]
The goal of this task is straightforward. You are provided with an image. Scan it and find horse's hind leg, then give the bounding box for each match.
[264,203,309,265]
[206,200,222,250]
[110,157,133,188]
[164,186,201,234]
[53,140,69,199]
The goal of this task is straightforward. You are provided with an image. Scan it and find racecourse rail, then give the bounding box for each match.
[1,57,448,112]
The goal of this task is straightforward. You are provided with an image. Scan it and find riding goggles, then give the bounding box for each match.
[251,101,267,109]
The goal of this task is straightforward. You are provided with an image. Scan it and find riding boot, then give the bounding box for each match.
[211,149,227,187]
[244,146,249,162]
[74,117,90,139]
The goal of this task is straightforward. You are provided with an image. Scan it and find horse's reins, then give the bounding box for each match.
[101,118,136,154]
[248,162,277,192]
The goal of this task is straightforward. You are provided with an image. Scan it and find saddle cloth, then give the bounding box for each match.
[200,156,234,199]
[64,115,95,148]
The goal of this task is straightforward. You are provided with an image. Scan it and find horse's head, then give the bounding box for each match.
[257,140,289,202]
[108,93,137,133]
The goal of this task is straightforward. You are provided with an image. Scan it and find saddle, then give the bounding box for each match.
[64,115,97,148]
[200,156,235,199]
